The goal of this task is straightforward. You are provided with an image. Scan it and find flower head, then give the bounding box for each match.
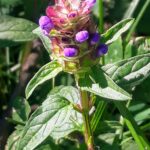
[38,0,108,73]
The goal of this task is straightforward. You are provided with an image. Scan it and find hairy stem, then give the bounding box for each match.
[80,90,95,150]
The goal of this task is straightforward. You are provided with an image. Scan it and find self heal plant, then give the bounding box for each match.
[17,0,150,150]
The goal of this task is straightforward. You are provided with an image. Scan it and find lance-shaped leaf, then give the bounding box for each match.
[125,37,150,59]
[25,61,62,99]
[12,98,31,123]
[79,65,131,101]
[33,27,52,54]
[102,53,150,90]
[0,15,37,47]
[6,126,23,150]
[18,86,82,150]
[101,18,134,45]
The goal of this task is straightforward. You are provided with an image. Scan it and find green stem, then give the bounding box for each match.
[91,101,107,132]
[98,0,104,33]
[80,90,95,150]
[115,102,150,150]
[116,100,131,139]
[52,78,55,89]
[6,47,10,74]
[124,122,150,137]
[125,0,150,43]
[98,0,105,65]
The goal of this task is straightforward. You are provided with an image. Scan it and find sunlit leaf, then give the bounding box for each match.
[19,86,82,150]
[25,61,62,99]
[103,53,150,90]
[102,18,134,45]
[0,16,37,47]
[79,65,131,101]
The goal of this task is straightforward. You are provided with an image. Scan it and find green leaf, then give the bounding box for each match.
[123,0,140,19]
[79,65,131,101]
[125,37,150,59]
[91,100,107,132]
[50,86,80,104]
[105,37,123,64]
[18,86,82,150]
[129,101,150,123]
[6,126,23,150]
[122,139,138,150]
[33,27,52,54]
[25,61,62,99]
[35,137,58,150]
[102,18,134,45]
[103,53,150,90]
[97,133,119,150]
[115,102,150,150]
[0,16,38,47]
[12,97,31,123]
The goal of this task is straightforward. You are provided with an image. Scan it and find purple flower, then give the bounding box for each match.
[39,16,54,35]
[64,47,78,57]
[68,12,77,18]
[96,44,108,57]
[83,0,96,13]
[75,30,89,43]
[91,32,100,45]
[86,0,96,7]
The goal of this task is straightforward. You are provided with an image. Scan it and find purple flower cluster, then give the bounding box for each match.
[38,0,108,72]
[65,30,107,58]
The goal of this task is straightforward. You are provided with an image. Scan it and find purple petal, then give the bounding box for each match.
[86,0,96,7]
[39,16,54,35]
[68,12,77,18]
[64,48,78,57]
[96,44,108,57]
[91,32,100,45]
[75,30,89,43]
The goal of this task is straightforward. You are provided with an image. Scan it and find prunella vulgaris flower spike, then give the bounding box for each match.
[75,31,89,43]
[39,16,54,35]
[39,0,108,73]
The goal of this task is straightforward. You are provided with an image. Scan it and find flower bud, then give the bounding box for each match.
[96,44,108,57]
[91,32,100,45]
[75,30,89,43]
[39,16,54,35]
[68,12,77,18]
[64,47,78,57]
